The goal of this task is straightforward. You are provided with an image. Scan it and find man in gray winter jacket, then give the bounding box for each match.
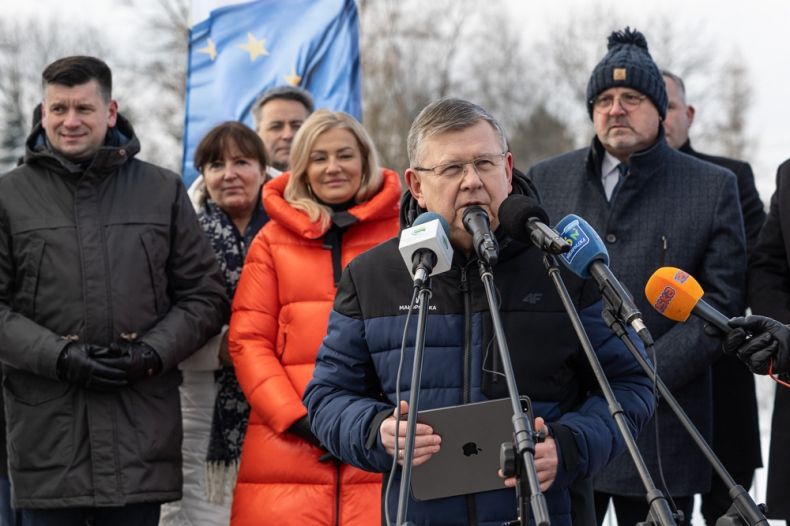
[528,29,746,526]
[0,56,228,526]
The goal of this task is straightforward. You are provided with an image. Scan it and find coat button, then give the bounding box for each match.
[605,233,617,243]
[119,149,127,157]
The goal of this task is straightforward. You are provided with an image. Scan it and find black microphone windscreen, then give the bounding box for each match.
[499,194,550,243]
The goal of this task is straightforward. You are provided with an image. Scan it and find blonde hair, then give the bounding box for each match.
[285,109,382,229]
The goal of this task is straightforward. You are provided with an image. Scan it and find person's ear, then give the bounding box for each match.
[504,152,513,192]
[405,168,427,209]
[686,104,696,128]
[107,99,119,128]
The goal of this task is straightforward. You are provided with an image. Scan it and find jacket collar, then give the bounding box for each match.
[204,186,268,245]
[678,139,695,155]
[23,112,140,175]
[262,167,402,240]
[586,125,671,186]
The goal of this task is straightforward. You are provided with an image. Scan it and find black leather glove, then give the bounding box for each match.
[56,343,128,390]
[288,415,322,448]
[94,341,163,381]
[725,315,790,375]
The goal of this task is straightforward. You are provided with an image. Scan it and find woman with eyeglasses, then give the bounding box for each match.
[227,110,400,526]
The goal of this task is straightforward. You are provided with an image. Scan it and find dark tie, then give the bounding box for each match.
[611,163,629,200]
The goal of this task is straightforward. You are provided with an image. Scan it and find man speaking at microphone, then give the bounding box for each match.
[527,27,747,525]
[303,98,654,525]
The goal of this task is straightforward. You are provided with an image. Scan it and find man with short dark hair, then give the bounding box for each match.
[303,97,655,526]
[529,28,747,525]
[252,85,314,173]
[663,69,764,526]
[0,55,228,526]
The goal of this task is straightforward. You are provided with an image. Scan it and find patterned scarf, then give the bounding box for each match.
[197,196,268,504]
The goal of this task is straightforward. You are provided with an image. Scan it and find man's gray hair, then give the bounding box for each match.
[252,85,314,125]
[407,98,508,165]
[661,69,687,104]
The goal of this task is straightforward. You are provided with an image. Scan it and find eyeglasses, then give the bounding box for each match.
[590,92,647,113]
[412,152,507,179]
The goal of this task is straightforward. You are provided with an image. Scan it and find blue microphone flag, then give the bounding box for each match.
[555,214,609,278]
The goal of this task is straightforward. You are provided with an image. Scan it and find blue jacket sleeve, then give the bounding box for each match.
[303,269,395,473]
[550,300,655,489]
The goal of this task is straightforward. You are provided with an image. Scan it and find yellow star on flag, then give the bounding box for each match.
[198,38,218,61]
[284,67,302,86]
[237,33,269,61]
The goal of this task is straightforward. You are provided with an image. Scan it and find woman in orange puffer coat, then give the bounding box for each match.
[228,109,400,526]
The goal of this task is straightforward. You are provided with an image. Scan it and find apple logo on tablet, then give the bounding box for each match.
[462,442,482,456]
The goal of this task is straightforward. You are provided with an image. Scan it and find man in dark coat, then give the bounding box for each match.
[0,373,19,526]
[0,56,228,525]
[742,158,790,522]
[528,29,747,526]
[0,106,41,526]
[662,69,764,525]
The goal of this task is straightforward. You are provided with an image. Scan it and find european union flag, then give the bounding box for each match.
[182,0,361,185]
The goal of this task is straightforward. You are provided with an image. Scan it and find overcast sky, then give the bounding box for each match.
[6,0,790,202]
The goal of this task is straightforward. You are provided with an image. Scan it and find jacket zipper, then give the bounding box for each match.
[335,461,341,526]
[460,264,471,405]
[460,263,478,526]
[660,235,668,267]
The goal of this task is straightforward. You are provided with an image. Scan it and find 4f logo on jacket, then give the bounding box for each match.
[521,293,543,304]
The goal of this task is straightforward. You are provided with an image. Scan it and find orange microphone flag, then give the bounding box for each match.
[644,267,704,322]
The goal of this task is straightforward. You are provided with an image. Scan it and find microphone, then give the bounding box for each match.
[644,267,731,333]
[398,212,454,287]
[555,214,651,341]
[462,206,498,266]
[498,194,570,254]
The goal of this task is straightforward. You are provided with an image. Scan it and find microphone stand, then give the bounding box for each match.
[395,279,432,526]
[477,258,551,526]
[599,299,769,526]
[542,255,677,526]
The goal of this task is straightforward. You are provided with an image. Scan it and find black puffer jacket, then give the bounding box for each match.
[0,114,228,508]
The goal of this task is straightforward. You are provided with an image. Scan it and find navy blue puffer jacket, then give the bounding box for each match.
[304,177,654,526]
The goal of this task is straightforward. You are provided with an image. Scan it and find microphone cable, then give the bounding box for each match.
[769,361,790,388]
[384,285,419,526]
[602,301,680,522]
[480,280,505,382]
[647,341,682,523]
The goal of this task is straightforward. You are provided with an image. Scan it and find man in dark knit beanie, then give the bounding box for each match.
[528,27,747,525]
[585,28,667,121]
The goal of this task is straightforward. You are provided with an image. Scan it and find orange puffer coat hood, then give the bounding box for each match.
[228,168,401,526]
